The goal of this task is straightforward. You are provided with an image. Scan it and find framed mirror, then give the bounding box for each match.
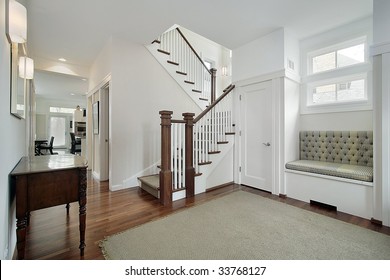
[10,42,27,119]
[6,0,28,119]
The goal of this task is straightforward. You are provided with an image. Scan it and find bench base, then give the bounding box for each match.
[285,169,373,219]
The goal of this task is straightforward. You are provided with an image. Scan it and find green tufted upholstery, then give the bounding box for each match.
[286,131,373,182]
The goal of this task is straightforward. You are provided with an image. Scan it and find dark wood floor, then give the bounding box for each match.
[22,174,390,260]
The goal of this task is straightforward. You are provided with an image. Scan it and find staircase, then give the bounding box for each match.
[139,27,235,204]
[146,27,217,110]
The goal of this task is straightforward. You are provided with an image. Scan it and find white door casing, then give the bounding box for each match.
[240,80,273,192]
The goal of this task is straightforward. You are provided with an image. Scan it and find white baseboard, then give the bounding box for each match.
[110,161,160,192]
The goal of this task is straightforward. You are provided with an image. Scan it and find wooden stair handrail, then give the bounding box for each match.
[176,28,212,75]
[159,84,235,205]
[194,84,235,123]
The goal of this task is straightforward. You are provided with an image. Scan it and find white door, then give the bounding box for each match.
[240,80,273,192]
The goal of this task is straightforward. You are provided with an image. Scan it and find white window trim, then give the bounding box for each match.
[307,36,367,75]
[301,74,372,115]
[301,35,372,115]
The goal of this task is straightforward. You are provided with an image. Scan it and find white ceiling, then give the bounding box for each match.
[25,0,373,100]
[34,70,88,101]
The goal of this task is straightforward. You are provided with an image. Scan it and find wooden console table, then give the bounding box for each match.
[10,155,88,259]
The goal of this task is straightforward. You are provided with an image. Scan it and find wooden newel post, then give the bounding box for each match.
[183,112,195,198]
[210,68,217,103]
[159,110,173,205]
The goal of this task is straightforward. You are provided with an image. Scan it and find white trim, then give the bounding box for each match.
[301,33,372,115]
[110,161,161,191]
[87,73,111,98]
[370,41,390,56]
[301,71,372,114]
[382,53,390,226]
[302,72,371,114]
[92,170,100,181]
[234,69,285,87]
[285,169,374,187]
[272,77,282,195]
[285,169,374,219]
[307,36,367,75]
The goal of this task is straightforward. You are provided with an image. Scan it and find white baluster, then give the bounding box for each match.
[178,124,182,190]
[194,122,198,174]
[173,123,178,189]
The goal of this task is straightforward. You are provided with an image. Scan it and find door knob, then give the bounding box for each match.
[262,142,271,147]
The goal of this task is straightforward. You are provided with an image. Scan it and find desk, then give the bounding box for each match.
[10,155,88,259]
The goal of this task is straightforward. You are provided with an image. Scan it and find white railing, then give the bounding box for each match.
[171,121,186,190]
[193,87,234,175]
[158,28,212,102]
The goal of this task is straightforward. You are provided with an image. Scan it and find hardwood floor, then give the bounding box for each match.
[22,173,390,260]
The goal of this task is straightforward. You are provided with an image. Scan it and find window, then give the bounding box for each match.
[204,60,212,70]
[310,43,365,74]
[302,36,371,113]
[49,107,75,114]
[309,77,365,105]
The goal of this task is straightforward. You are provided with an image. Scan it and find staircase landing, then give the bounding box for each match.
[138,174,159,198]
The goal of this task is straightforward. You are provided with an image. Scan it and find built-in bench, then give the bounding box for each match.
[285,131,374,219]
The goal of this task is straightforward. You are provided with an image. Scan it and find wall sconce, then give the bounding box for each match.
[19,56,34,79]
[8,0,27,43]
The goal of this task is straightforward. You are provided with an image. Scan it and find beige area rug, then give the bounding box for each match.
[100,191,390,260]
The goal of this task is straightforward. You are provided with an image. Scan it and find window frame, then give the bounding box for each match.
[307,36,367,76]
[301,35,372,114]
[306,73,368,107]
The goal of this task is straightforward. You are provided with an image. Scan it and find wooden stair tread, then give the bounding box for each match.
[199,97,208,101]
[152,39,161,44]
[184,80,195,85]
[158,49,170,55]
[176,71,187,76]
[198,161,212,166]
[208,151,221,154]
[217,141,229,144]
[192,89,202,93]
[225,132,235,135]
[167,60,179,66]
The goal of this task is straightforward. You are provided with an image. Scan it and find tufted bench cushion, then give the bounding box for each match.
[285,131,373,182]
[285,160,373,182]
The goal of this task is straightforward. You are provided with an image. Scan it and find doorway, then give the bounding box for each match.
[100,83,110,181]
[88,79,110,182]
[240,80,273,192]
[49,115,69,148]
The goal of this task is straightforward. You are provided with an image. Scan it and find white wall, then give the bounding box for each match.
[232,28,285,83]
[284,29,300,79]
[89,37,112,90]
[0,0,27,260]
[284,79,300,161]
[373,0,390,44]
[206,148,234,189]
[300,111,373,131]
[89,36,201,190]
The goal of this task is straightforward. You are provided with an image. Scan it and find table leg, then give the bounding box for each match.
[16,216,27,260]
[78,168,87,256]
